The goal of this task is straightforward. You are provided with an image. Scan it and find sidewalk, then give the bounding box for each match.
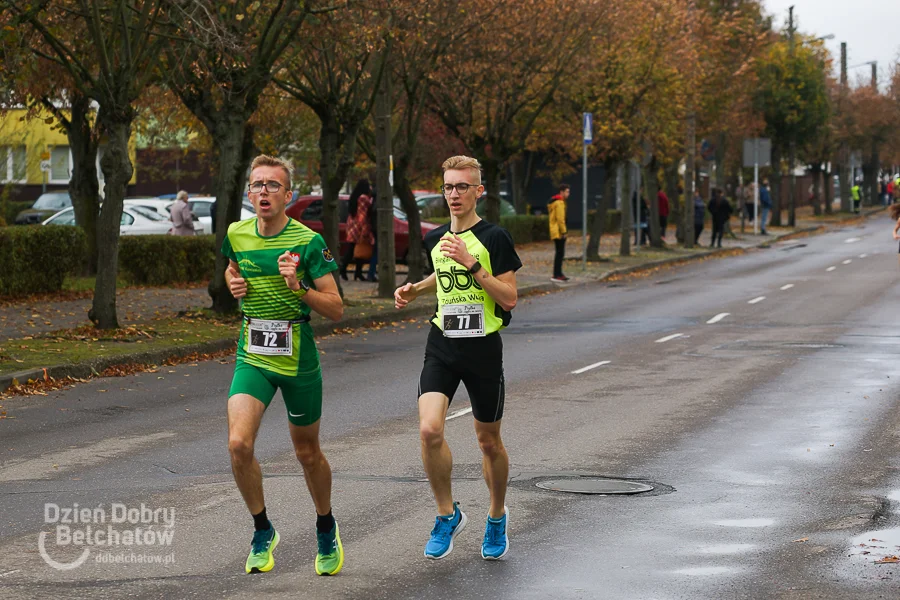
[0,205,883,391]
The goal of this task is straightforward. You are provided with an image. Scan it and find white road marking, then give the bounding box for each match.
[706,313,730,324]
[655,333,685,343]
[844,237,860,243]
[780,284,794,290]
[446,407,472,421]
[571,360,611,375]
[859,253,868,258]
[842,259,852,265]
[748,296,766,304]
[826,266,836,272]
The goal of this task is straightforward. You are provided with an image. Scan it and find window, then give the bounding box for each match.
[0,145,26,183]
[301,200,323,221]
[50,146,71,182]
[47,209,76,226]
[189,200,211,218]
[120,212,134,226]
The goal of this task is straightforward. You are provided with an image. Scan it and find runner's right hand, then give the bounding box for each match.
[228,265,247,299]
[394,283,416,309]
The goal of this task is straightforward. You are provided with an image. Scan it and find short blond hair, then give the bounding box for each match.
[250,154,293,189]
[441,155,482,185]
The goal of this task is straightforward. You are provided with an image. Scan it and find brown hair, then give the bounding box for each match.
[890,203,900,220]
[441,156,482,184]
[250,154,293,189]
[559,183,570,193]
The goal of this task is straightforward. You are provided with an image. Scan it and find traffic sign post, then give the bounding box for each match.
[743,138,771,235]
[582,113,592,270]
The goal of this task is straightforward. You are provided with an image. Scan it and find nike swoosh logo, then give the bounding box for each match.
[289,411,305,418]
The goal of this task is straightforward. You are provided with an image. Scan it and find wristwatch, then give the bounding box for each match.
[468,261,483,275]
[293,279,310,297]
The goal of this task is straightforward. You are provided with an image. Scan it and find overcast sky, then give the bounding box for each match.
[763,0,899,87]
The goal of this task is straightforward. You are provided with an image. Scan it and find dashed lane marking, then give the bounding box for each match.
[844,237,861,243]
[446,407,473,421]
[571,360,612,375]
[826,266,836,272]
[842,259,852,264]
[706,313,730,324]
[655,333,685,343]
[780,284,794,290]
[748,296,766,304]
[859,253,868,258]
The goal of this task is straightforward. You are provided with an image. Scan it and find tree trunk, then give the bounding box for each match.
[645,157,661,248]
[586,160,613,260]
[482,159,502,224]
[509,151,534,214]
[394,158,425,281]
[90,111,133,329]
[209,119,255,314]
[620,163,632,257]
[664,162,682,244]
[811,165,822,216]
[788,141,796,227]
[770,145,783,227]
[683,113,696,248]
[824,165,833,214]
[317,118,345,294]
[66,94,101,275]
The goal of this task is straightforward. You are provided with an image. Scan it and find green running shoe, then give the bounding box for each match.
[315,521,344,576]
[245,527,279,574]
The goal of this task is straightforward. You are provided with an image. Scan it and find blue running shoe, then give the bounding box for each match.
[481,506,509,560]
[424,502,467,559]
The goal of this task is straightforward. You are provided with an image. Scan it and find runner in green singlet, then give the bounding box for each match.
[394,155,522,561]
[223,155,345,576]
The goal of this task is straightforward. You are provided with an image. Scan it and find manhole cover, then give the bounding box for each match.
[536,478,654,495]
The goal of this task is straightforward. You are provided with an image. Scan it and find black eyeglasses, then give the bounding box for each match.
[249,181,285,193]
[442,183,479,195]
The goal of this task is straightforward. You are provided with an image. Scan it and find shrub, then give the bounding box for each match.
[499,215,549,244]
[0,225,86,296]
[3,201,33,225]
[118,234,216,285]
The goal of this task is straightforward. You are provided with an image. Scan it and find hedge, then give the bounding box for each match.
[118,234,216,285]
[0,225,86,295]
[1,201,33,226]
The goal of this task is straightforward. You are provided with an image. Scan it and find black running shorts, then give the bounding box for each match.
[418,325,506,423]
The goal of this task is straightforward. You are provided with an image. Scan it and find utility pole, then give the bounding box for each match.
[870,62,879,207]
[839,42,850,212]
[787,6,797,227]
[375,43,395,298]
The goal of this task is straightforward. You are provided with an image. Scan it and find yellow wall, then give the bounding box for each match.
[0,106,137,185]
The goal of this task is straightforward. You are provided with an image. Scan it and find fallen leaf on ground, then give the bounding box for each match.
[793,537,809,543]
[875,555,899,564]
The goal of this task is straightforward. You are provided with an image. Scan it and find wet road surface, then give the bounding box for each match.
[1,216,899,599]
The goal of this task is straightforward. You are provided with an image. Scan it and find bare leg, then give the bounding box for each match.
[289,420,332,515]
[418,393,454,515]
[474,419,509,519]
[227,394,268,515]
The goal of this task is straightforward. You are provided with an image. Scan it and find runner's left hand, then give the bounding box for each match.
[278,251,300,290]
[439,233,475,269]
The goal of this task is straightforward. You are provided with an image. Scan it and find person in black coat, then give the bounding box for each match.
[707,188,733,248]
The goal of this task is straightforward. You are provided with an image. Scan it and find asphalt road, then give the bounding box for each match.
[2,215,900,599]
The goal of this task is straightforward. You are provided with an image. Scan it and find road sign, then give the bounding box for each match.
[700,139,716,162]
[742,138,771,168]
[40,160,51,172]
[582,113,593,144]
[40,151,50,161]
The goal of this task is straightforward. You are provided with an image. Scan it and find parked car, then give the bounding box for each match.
[285,195,440,263]
[42,204,173,235]
[15,191,72,224]
[416,192,516,220]
[126,198,205,234]
[166,196,255,235]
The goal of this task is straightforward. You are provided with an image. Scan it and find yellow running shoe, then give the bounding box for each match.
[315,521,344,575]
[245,527,279,574]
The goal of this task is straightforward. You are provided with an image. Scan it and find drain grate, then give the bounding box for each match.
[536,478,654,495]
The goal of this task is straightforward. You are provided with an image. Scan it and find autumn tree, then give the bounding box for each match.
[7,0,171,328]
[428,0,598,224]
[165,0,327,313]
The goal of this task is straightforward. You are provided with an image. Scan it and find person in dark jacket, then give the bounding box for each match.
[707,188,733,248]
[693,191,705,245]
[759,180,772,235]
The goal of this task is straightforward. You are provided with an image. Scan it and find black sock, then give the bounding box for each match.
[316,510,335,534]
[253,508,271,532]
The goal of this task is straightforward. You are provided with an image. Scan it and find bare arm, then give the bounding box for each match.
[893,218,900,240]
[472,268,517,311]
[394,272,436,309]
[300,273,344,322]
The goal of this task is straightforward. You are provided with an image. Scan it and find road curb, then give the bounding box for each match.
[0,209,882,393]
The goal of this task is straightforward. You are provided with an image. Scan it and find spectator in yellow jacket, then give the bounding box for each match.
[549,184,569,282]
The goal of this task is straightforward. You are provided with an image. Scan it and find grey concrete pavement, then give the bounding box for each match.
[1,214,899,598]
